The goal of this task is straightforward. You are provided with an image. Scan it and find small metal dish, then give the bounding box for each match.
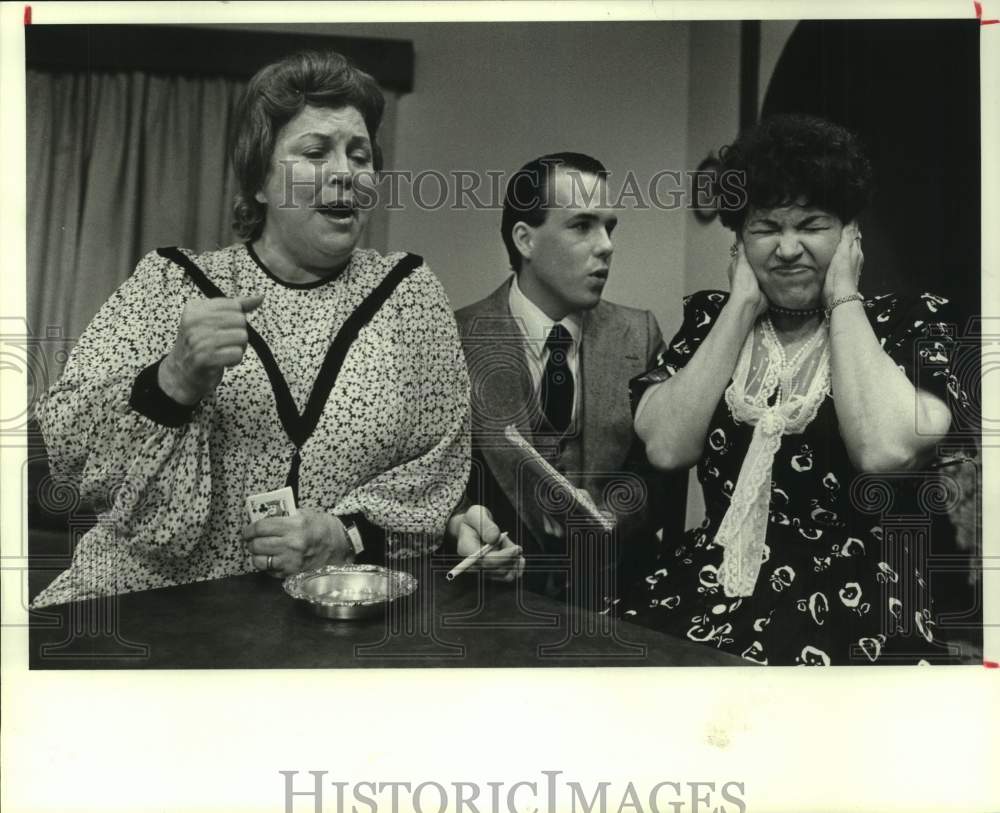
[283,564,417,620]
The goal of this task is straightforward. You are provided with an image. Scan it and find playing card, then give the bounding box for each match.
[245,486,298,523]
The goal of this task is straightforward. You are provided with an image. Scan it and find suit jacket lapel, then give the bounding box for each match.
[465,280,553,547]
[466,279,535,437]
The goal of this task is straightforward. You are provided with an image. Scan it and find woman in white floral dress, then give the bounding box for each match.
[623,115,969,664]
[33,51,470,607]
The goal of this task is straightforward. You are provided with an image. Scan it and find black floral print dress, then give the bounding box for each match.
[619,290,970,665]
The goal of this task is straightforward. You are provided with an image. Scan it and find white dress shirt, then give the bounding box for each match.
[508,275,582,422]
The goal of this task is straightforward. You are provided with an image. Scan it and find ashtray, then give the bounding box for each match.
[283,564,417,620]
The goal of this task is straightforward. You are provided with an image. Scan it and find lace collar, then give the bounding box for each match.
[716,317,831,597]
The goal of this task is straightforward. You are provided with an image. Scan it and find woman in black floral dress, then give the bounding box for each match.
[621,115,969,664]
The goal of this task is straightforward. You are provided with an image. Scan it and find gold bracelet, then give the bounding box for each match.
[825,293,864,319]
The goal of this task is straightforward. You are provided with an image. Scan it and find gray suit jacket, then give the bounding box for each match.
[455,278,669,586]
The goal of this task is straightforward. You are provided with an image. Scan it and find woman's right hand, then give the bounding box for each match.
[158,295,264,405]
[727,242,768,319]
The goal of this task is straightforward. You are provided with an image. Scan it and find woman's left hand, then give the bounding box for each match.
[823,221,864,307]
[243,508,351,577]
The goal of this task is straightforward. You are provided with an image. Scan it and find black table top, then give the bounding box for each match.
[28,566,745,669]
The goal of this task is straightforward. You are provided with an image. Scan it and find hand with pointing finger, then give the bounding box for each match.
[158,294,263,404]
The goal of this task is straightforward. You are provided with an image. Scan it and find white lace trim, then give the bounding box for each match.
[717,319,831,597]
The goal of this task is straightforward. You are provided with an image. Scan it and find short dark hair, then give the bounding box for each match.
[230,50,385,240]
[500,152,608,271]
[717,113,873,232]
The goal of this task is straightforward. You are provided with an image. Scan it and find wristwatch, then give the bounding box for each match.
[343,520,364,557]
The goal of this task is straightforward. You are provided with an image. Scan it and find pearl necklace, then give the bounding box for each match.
[761,315,827,402]
[762,316,824,367]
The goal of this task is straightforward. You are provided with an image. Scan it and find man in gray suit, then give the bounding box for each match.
[451,152,667,599]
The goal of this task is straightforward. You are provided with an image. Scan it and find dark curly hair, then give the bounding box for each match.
[716,113,873,232]
[230,50,385,240]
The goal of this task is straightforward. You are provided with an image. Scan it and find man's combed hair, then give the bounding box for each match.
[717,113,873,231]
[230,50,385,240]
[501,152,608,272]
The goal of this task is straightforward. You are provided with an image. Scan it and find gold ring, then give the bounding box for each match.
[266,554,274,571]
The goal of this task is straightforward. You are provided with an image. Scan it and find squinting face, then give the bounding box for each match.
[255,105,375,272]
[741,203,844,310]
[517,168,616,320]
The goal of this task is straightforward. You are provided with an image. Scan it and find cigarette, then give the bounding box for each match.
[446,532,511,581]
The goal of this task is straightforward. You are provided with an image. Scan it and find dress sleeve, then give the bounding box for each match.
[866,292,974,428]
[629,289,729,415]
[645,308,667,369]
[331,263,471,558]
[34,249,216,557]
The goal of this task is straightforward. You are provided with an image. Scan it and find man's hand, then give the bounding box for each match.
[455,505,525,582]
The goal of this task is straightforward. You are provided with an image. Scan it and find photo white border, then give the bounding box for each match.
[2,2,997,812]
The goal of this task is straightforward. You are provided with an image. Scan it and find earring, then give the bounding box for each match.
[729,242,739,258]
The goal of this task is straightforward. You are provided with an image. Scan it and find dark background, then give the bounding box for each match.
[763,19,980,320]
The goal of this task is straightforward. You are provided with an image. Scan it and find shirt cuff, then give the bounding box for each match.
[129,357,198,427]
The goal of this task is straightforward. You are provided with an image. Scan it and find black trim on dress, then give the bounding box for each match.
[128,356,198,427]
[244,242,346,290]
[154,246,424,546]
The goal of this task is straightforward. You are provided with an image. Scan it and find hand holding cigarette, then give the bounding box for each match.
[447,505,525,582]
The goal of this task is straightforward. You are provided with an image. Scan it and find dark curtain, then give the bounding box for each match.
[26,69,245,349]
